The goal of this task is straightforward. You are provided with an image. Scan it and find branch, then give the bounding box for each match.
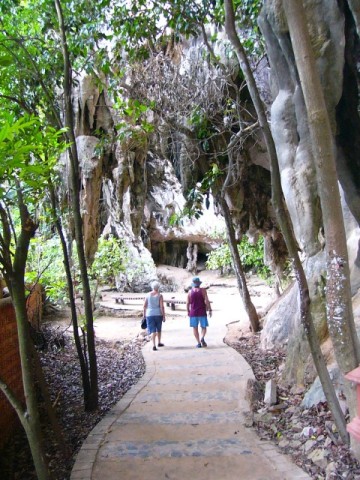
[227,121,259,150]
[0,202,11,248]
[0,94,32,113]
[0,375,25,421]
[200,23,227,76]
[0,29,63,129]
[4,202,17,245]
[12,181,37,275]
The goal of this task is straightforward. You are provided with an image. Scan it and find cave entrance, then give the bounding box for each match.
[196,251,208,271]
[151,240,211,270]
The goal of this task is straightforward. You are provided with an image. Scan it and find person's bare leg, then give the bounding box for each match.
[201,327,207,346]
[158,330,163,346]
[152,332,157,349]
[193,327,200,345]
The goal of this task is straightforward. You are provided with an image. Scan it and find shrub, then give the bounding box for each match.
[90,235,128,286]
[206,236,271,280]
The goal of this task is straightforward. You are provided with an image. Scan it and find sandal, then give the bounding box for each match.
[158,343,165,347]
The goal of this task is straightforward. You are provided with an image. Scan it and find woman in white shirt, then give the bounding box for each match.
[143,281,166,351]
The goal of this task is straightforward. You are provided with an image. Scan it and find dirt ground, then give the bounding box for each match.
[90,265,276,345]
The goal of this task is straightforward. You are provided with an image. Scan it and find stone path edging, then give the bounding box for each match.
[70,359,157,479]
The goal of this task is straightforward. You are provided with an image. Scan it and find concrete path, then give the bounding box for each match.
[71,302,311,480]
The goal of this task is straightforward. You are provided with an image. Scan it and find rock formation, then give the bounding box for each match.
[259,0,360,383]
[64,1,360,384]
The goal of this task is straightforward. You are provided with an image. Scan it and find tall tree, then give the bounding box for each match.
[48,180,93,405]
[218,195,260,331]
[0,115,61,480]
[107,1,263,330]
[223,0,349,442]
[0,0,99,410]
[54,0,98,410]
[283,0,360,449]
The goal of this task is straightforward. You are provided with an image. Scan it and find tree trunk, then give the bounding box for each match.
[224,0,349,443]
[283,0,360,440]
[11,282,52,480]
[54,0,98,410]
[217,195,260,332]
[4,192,52,478]
[48,182,92,403]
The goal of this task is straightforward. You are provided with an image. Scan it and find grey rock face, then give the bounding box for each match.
[66,3,360,352]
[261,282,300,350]
[70,74,225,290]
[259,0,360,376]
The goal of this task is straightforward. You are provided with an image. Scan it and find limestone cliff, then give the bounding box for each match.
[259,0,360,382]
[65,1,360,383]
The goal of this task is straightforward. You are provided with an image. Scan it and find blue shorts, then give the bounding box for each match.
[190,316,209,328]
[147,315,163,334]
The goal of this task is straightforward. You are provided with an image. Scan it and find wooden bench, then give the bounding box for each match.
[115,296,145,305]
[163,298,212,311]
[164,298,187,311]
[114,295,185,310]
[114,295,211,311]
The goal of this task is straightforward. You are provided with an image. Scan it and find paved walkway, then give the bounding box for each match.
[71,301,311,480]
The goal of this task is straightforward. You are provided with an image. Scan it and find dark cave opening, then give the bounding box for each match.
[151,240,211,270]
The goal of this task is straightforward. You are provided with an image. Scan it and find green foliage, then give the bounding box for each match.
[189,107,212,141]
[85,0,264,75]
[168,212,182,227]
[26,236,67,304]
[0,113,66,220]
[108,0,209,62]
[114,98,154,122]
[168,163,224,227]
[0,0,268,288]
[184,187,205,219]
[206,243,233,273]
[239,236,270,278]
[0,4,63,117]
[167,185,205,227]
[233,0,263,33]
[90,235,128,286]
[206,236,271,279]
[176,164,223,224]
[26,234,131,304]
[212,0,264,57]
[201,163,224,191]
